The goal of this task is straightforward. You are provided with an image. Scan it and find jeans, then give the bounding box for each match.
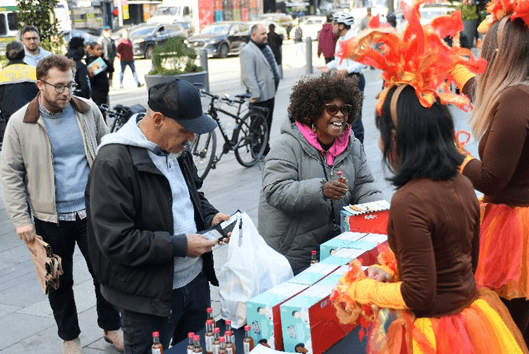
[121,272,211,354]
[119,60,139,86]
[349,73,365,144]
[34,216,121,340]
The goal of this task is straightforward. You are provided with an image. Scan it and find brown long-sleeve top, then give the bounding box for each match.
[462,84,529,206]
[388,174,481,318]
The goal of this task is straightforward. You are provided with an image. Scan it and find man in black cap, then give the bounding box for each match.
[86,79,230,353]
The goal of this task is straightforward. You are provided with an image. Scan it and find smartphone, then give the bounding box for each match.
[200,210,241,242]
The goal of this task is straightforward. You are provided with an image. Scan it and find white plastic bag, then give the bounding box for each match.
[218,212,293,328]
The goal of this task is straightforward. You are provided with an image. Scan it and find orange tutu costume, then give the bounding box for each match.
[331,248,529,354]
[475,203,529,300]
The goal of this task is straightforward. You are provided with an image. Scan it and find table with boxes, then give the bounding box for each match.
[245,200,392,353]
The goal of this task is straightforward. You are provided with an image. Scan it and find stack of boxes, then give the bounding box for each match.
[246,200,390,353]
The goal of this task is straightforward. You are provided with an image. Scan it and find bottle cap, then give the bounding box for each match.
[245,325,251,331]
[226,330,232,336]
[153,331,160,337]
[214,327,220,333]
[207,319,214,325]
[312,250,316,255]
[219,336,226,343]
[194,335,200,341]
[188,332,194,338]
[225,319,231,324]
[207,307,213,313]
[337,170,343,176]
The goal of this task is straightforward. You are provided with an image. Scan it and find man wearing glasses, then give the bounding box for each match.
[0,55,123,354]
[21,26,52,67]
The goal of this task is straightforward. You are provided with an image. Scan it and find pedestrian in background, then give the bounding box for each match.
[293,22,304,58]
[117,29,143,88]
[86,42,114,108]
[86,79,230,353]
[97,26,117,88]
[267,23,283,66]
[66,37,91,99]
[0,54,122,354]
[317,15,337,64]
[321,13,366,143]
[240,24,280,156]
[0,41,39,150]
[360,7,373,31]
[21,26,52,67]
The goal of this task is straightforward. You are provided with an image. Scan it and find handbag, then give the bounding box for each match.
[218,212,293,328]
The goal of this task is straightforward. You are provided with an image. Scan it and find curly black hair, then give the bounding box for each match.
[288,74,363,126]
[68,36,85,51]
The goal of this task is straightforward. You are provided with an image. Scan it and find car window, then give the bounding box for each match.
[0,15,7,36]
[202,24,230,34]
[7,13,16,31]
[168,24,183,32]
[131,27,156,36]
[239,23,249,34]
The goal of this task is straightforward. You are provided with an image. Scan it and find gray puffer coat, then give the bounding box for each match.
[258,120,382,274]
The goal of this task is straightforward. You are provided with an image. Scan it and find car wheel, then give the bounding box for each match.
[145,45,154,59]
[219,43,229,58]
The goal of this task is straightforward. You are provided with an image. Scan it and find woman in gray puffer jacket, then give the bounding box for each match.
[258,75,382,275]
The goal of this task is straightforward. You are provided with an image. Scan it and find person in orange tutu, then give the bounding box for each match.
[450,0,529,343]
[330,0,529,352]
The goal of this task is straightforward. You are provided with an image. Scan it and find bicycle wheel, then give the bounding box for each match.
[190,130,217,180]
[234,111,269,167]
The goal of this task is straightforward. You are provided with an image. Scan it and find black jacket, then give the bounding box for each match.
[86,144,219,317]
[0,60,39,119]
[267,32,283,65]
[66,49,91,99]
[98,35,117,62]
[85,55,114,105]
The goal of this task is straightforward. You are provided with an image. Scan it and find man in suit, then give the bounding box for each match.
[240,24,280,156]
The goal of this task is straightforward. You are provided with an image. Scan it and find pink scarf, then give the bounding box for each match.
[296,121,351,166]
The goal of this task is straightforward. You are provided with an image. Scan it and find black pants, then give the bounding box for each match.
[121,272,211,353]
[252,97,275,155]
[348,73,365,144]
[501,296,529,346]
[325,57,334,64]
[34,216,121,340]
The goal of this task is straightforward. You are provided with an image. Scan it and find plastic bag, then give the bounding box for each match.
[218,212,293,328]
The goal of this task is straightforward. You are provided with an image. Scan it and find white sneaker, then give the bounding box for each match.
[63,337,82,354]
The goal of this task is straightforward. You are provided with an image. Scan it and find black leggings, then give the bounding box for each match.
[501,296,529,346]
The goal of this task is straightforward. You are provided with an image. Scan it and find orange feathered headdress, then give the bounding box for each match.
[478,0,529,33]
[336,0,487,116]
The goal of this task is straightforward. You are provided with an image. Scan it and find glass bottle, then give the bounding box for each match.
[224,319,235,351]
[206,307,216,328]
[212,327,220,354]
[310,250,318,264]
[243,325,254,354]
[187,332,195,354]
[225,330,235,354]
[152,331,163,354]
[193,334,203,353]
[205,319,214,354]
[337,170,347,184]
[219,336,227,354]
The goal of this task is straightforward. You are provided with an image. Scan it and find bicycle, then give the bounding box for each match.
[99,103,146,133]
[189,90,270,181]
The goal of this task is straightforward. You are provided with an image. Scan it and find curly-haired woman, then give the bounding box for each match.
[257,74,382,275]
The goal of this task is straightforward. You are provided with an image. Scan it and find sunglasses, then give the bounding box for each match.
[324,104,353,117]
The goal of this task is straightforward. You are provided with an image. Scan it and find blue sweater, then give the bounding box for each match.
[41,104,90,213]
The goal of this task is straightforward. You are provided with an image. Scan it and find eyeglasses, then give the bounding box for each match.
[40,80,75,94]
[324,104,353,116]
[23,36,39,41]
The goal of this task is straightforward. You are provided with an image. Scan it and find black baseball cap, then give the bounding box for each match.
[148,79,217,134]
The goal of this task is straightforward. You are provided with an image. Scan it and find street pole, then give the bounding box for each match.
[199,49,210,92]
[118,0,124,27]
[305,37,313,74]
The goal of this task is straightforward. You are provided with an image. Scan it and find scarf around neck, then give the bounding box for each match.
[295,121,351,166]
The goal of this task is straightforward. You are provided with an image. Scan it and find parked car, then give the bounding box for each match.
[173,20,195,37]
[187,21,250,58]
[250,20,288,39]
[126,23,186,58]
[258,13,293,29]
[61,29,99,45]
[298,16,327,41]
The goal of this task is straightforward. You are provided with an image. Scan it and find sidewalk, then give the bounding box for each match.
[0,46,477,352]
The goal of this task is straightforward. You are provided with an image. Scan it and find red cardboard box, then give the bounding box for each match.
[341,200,390,235]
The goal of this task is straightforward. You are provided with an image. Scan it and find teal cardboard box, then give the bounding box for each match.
[287,263,339,286]
[319,232,368,261]
[247,282,309,351]
[320,247,377,266]
[280,284,357,354]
